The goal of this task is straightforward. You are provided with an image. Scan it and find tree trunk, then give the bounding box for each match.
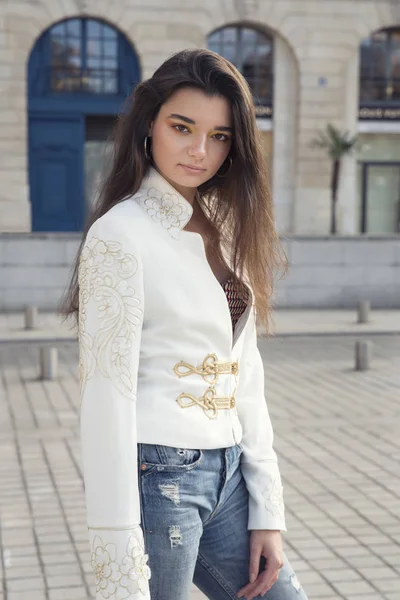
[331,159,340,234]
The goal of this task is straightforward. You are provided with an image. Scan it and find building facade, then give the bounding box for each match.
[1,0,400,236]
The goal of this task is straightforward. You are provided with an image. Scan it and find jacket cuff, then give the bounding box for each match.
[88,525,151,599]
[241,462,287,532]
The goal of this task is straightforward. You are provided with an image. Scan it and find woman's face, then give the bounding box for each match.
[149,87,233,201]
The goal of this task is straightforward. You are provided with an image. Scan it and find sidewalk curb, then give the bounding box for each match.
[1,330,399,343]
[0,335,78,344]
[267,329,400,338]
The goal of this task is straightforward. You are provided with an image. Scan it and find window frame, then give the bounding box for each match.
[208,25,274,118]
[48,18,120,95]
[360,27,400,108]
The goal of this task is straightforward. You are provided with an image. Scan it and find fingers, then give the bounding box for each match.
[249,557,282,599]
[237,542,261,598]
[237,556,283,600]
[248,542,261,585]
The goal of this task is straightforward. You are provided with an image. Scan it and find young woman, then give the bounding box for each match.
[62,48,308,600]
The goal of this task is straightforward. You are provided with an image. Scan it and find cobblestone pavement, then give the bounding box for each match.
[0,335,399,600]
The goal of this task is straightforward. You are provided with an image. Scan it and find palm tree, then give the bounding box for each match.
[312,124,357,234]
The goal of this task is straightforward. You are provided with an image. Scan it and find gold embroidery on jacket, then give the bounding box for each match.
[177,387,236,420]
[173,353,239,384]
[91,532,151,598]
[78,236,143,399]
[136,187,191,237]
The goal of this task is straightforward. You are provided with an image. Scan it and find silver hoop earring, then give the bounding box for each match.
[144,136,152,161]
[217,156,233,178]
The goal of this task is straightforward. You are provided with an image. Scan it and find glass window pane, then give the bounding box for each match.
[104,57,117,69]
[208,41,220,55]
[87,39,101,57]
[222,27,236,43]
[104,77,118,93]
[390,32,400,81]
[66,39,81,66]
[241,28,257,45]
[257,31,272,46]
[208,32,221,46]
[242,45,257,78]
[87,19,101,37]
[87,57,101,68]
[220,43,236,65]
[66,19,80,37]
[103,39,117,58]
[103,24,117,40]
[366,165,400,233]
[392,78,400,100]
[51,22,66,37]
[86,76,102,93]
[51,37,67,66]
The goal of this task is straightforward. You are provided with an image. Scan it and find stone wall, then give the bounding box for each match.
[278,236,400,308]
[0,234,398,311]
[1,0,400,234]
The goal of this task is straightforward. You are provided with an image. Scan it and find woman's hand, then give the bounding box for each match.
[237,530,284,600]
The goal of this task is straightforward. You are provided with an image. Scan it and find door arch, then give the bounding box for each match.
[28,17,140,231]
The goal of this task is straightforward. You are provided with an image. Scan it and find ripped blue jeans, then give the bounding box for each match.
[137,442,308,600]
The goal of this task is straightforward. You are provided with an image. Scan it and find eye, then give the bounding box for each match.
[173,124,190,133]
[213,133,231,142]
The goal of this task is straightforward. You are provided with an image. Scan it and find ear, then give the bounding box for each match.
[148,122,154,136]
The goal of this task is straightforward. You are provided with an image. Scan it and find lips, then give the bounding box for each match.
[179,164,206,172]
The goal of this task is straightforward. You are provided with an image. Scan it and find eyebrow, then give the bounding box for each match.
[168,113,233,133]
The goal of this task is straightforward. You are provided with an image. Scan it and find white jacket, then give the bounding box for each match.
[78,167,286,600]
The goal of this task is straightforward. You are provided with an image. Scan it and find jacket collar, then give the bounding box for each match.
[134,167,254,306]
[134,167,194,240]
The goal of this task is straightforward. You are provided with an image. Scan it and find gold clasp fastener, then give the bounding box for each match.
[173,353,239,384]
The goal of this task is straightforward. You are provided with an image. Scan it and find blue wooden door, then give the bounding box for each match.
[29,115,84,231]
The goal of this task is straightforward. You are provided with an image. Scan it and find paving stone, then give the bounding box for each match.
[374,579,400,592]
[48,588,89,600]
[7,577,46,592]
[0,335,398,600]
[5,565,43,579]
[298,582,337,596]
[44,562,82,577]
[47,573,84,588]
[324,568,362,582]
[7,592,46,600]
[357,565,398,580]
[334,580,376,595]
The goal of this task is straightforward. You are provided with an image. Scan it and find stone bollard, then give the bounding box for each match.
[357,300,370,324]
[25,306,38,330]
[355,340,372,371]
[40,347,58,380]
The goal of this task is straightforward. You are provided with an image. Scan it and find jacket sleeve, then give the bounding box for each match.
[78,215,151,599]
[237,305,287,532]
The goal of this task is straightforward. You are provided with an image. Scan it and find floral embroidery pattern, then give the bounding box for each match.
[91,533,151,598]
[136,187,191,238]
[262,470,285,523]
[78,236,143,399]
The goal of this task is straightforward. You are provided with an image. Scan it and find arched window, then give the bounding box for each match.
[208,26,273,117]
[360,28,400,105]
[50,18,119,94]
[29,18,139,100]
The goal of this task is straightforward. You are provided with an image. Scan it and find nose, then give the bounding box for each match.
[188,134,207,160]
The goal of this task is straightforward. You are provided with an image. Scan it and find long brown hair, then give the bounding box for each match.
[60,48,287,332]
